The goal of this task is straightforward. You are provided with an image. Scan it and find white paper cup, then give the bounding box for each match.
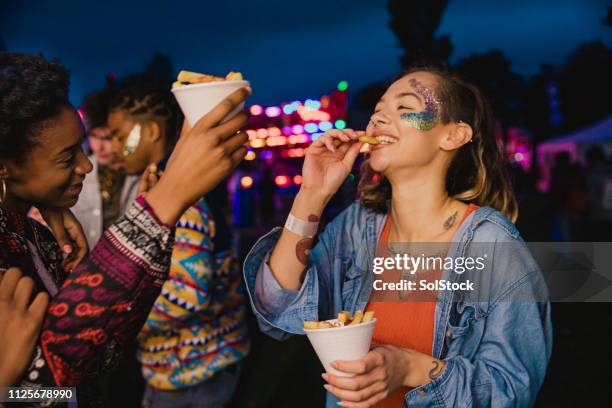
[304,319,376,377]
[171,80,250,127]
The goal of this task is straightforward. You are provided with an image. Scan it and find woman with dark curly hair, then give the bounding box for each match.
[244,67,551,407]
[0,52,250,395]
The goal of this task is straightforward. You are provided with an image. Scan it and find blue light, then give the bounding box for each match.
[304,123,318,133]
[318,121,332,132]
[304,99,321,110]
[283,105,293,115]
[311,133,322,141]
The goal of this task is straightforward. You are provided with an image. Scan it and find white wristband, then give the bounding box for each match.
[284,213,319,238]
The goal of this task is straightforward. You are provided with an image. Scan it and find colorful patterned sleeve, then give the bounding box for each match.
[22,195,174,387]
[140,199,215,332]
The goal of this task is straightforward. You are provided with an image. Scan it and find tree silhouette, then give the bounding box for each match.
[388,0,452,68]
[557,41,612,131]
[120,53,175,88]
[455,50,527,129]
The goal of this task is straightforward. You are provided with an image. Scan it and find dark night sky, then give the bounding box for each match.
[1,0,610,106]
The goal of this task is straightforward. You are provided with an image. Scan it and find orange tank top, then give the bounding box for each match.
[365,204,479,407]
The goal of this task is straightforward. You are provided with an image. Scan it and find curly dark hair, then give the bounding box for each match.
[110,85,182,148]
[81,88,115,131]
[0,52,70,161]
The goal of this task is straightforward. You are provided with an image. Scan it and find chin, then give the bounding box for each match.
[368,155,389,173]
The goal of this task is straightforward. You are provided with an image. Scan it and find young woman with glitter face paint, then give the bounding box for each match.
[244,67,551,407]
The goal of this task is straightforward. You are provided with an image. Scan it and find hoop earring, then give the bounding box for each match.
[0,178,6,204]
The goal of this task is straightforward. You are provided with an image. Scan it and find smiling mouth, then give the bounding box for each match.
[376,135,399,145]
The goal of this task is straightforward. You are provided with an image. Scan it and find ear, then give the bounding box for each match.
[144,121,162,143]
[440,122,473,151]
[0,164,9,179]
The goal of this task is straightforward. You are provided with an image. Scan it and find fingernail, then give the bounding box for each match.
[246,86,252,95]
[321,373,328,381]
[323,385,331,391]
[62,244,73,254]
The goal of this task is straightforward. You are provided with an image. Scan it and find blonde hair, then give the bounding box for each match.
[359,66,518,222]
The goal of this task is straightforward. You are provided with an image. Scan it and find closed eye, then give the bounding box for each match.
[398,106,414,111]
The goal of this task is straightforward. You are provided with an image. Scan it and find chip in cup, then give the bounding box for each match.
[303,310,375,330]
[172,70,244,89]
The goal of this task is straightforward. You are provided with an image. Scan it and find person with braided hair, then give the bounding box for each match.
[0,51,250,405]
[108,86,250,407]
[72,88,141,249]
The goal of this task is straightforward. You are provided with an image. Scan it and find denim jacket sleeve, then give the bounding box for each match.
[243,208,350,341]
[405,216,553,407]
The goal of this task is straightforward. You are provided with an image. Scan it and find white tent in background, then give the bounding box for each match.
[536,115,612,191]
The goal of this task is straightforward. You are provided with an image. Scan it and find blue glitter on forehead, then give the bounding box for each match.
[400,78,440,132]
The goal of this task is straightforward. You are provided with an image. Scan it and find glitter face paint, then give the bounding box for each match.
[123,123,142,156]
[400,78,441,132]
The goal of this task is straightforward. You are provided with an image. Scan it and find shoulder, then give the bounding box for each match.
[468,206,521,241]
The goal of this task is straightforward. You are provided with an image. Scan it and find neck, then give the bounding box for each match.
[149,141,168,166]
[0,195,31,217]
[387,169,454,242]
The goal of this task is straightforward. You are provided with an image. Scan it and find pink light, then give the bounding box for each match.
[250,105,263,115]
[266,136,288,146]
[288,148,306,158]
[275,175,290,187]
[246,130,257,140]
[288,134,309,144]
[268,127,281,137]
[256,128,268,138]
[265,106,281,117]
[240,176,254,189]
[297,106,331,122]
[293,175,303,185]
[292,124,304,134]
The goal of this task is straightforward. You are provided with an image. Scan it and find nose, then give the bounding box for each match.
[369,111,390,128]
[75,148,93,175]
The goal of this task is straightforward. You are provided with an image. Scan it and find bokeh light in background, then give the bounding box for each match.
[240,176,253,189]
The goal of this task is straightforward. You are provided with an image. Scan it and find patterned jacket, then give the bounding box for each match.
[136,198,249,390]
[0,196,174,392]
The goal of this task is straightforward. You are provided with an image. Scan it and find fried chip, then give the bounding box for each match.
[363,311,375,323]
[349,310,364,325]
[337,311,351,324]
[304,321,319,330]
[358,136,379,145]
[225,71,243,81]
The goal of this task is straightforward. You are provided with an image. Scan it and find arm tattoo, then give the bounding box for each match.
[293,215,320,265]
[294,215,319,265]
[443,211,458,230]
[296,238,313,265]
[428,360,444,380]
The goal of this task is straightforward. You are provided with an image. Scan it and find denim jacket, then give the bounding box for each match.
[243,203,552,407]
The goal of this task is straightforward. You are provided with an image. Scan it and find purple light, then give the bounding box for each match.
[260,150,273,160]
[265,106,281,117]
[282,126,293,136]
[292,124,304,134]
